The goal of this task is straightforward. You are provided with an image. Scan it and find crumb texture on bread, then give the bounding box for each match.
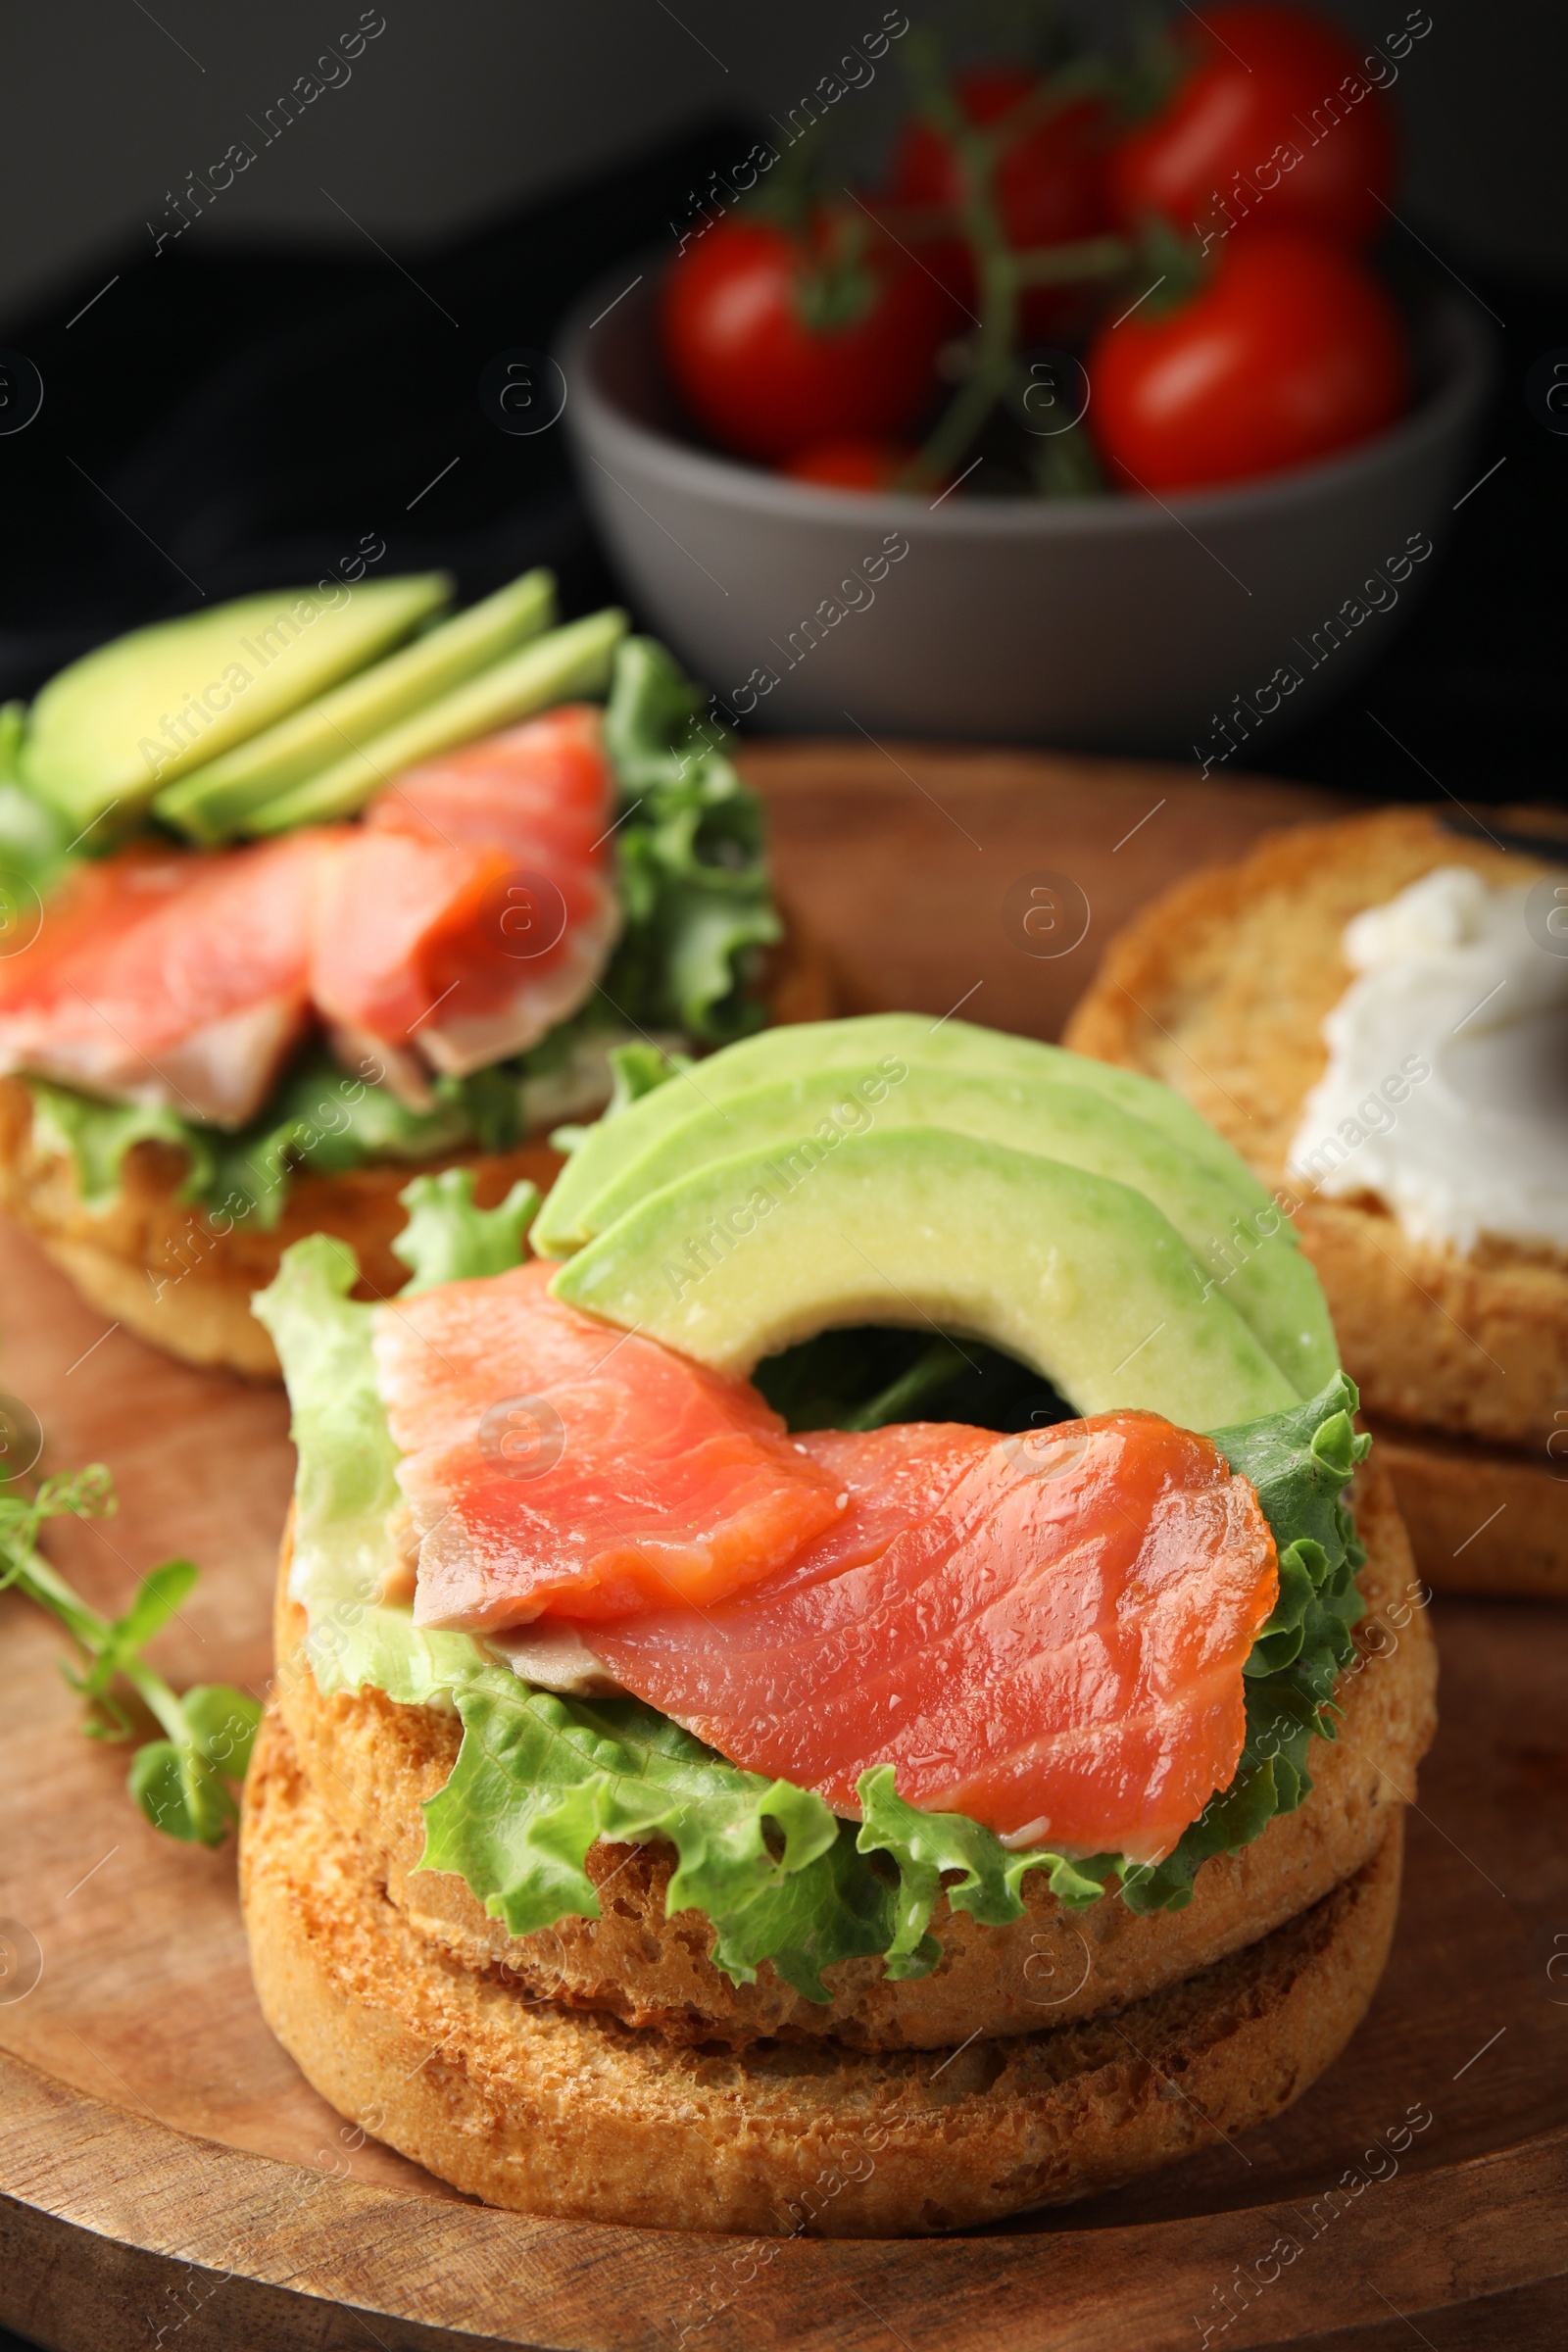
[270,1456,1434,2051]
[1063,808,1568,1452]
[241,1704,1403,2235]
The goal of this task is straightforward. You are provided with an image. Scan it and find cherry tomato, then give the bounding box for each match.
[783,438,914,491]
[660,215,955,466]
[1087,231,1408,492]
[888,67,1114,336]
[1110,5,1397,249]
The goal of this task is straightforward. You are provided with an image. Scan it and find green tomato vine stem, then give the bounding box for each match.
[902,35,1131,488]
[906,31,1017,482]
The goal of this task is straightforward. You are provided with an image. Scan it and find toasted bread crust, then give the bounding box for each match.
[241,1703,1403,2234]
[0,910,837,1377]
[272,1458,1433,2052]
[1365,1413,1568,1597]
[1063,807,1568,1455]
[0,1075,564,1377]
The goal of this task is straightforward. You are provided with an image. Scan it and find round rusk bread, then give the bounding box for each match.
[0,1088,564,1382]
[242,1708,1403,2235]
[0,914,834,1380]
[1063,806,1568,1597]
[264,1454,1433,2060]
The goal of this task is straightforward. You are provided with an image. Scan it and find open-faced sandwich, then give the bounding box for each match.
[0,568,815,1375]
[241,1011,1435,2235]
[1066,807,1568,1598]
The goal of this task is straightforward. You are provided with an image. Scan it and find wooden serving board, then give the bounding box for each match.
[2,746,1566,2352]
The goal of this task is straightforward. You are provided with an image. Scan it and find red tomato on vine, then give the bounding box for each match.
[661,215,955,466]
[1087,231,1408,492]
[1110,4,1398,250]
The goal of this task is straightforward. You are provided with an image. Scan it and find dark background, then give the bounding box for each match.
[0,1,1563,807]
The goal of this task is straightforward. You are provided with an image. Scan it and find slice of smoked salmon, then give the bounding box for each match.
[315,708,620,1102]
[0,832,331,1125]
[3,709,622,1124]
[367,705,611,867]
[373,1260,849,1627]
[585,1415,1279,1866]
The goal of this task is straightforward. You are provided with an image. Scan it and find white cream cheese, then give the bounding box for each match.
[1287,864,1568,1256]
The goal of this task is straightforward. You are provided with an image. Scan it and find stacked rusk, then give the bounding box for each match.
[240,1016,1436,2233]
[1068,808,1568,1598]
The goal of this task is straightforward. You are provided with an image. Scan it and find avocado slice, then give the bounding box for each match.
[241,608,629,835]
[154,568,557,843]
[567,1063,1337,1399]
[549,1126,1300,1432]
[20,573,452,834]
[532,1013,1273,1259]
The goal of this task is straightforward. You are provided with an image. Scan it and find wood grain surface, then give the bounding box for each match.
[1,745,1564,2352]
[745,740,1348,1041]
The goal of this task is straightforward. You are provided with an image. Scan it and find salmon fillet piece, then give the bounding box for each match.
[0,832,329,1125]
[373,1261,850,1626]
[313,707,620,1099]
[588,1415,1279,1865]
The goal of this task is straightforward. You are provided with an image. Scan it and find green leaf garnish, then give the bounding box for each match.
[0,1467,257,1846]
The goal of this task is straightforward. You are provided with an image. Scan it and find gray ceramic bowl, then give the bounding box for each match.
[558,266,1492,753]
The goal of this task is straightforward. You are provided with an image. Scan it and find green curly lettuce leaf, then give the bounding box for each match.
[262,1191,1372,1992]
[393,1169,540,1295]
[250,1229,480,1707]
[201,1054,476,1224]
[855,1765,1118,1979]
[600,636,782,1043]
[24,1081,212,1212]
[24,1052,473,1227]
[419,1673,901,2000]
[21,1017,636,1231]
